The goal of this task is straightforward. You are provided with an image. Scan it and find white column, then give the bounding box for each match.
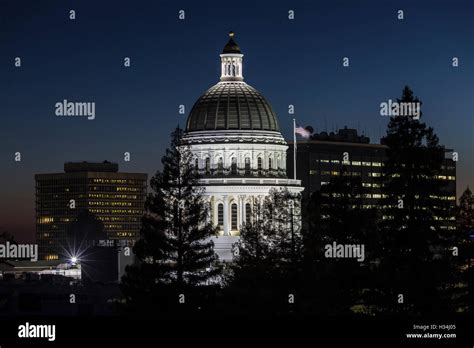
[242,197,246,226]
[252,150,256,171]
[223,195,229,236]
[212,196,218,226]
[207,197,212,224]
[239,195,244,228]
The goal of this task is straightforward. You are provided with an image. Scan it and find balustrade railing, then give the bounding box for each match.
[196,167,287,179]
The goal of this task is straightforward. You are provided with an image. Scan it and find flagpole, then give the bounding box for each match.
[293,118,297,180]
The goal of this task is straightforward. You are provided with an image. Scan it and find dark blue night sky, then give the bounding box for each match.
[1,0,473,241]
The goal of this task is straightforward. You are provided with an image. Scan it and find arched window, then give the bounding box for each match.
[217,203,224,228]
[245,157,251,175]
[194,158,199,173]
[245,203,252,223]
[217,157,223,175]
[205,158,210,175]
[257,157,263,175]
[231,203,238,230]
[231,157,237,175]
[268,158,272,171]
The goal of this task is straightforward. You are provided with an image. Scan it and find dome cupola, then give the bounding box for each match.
[220,31,244,82]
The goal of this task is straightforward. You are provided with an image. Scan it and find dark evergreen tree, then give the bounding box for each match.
[458,186,473,236]
[224,203,276,317]
[455,186,474,313]
[263,188,303,268]
[372,86,458,314]
[224,188,302,317]
[121,127,220,316]
[302,170,378,316]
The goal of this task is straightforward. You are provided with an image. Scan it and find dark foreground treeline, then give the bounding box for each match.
[120,87,473,319]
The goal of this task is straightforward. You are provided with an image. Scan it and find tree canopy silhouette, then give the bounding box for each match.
[121,127,220,316]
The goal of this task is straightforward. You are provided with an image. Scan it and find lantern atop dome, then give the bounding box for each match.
[220,31,244,82]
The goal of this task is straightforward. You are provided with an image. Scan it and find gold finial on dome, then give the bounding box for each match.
[222,31,241,54]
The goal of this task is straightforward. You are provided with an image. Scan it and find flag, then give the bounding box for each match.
[295,125,311,139]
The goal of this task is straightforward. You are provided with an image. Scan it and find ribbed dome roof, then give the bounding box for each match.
[185,82,279,132]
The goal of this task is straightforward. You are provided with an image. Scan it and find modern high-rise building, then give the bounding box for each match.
[35,161,147,260]
[288,127,457,229]
[288,127,386,205]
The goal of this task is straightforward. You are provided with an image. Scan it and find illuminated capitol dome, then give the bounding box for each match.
[182,32,303,260]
